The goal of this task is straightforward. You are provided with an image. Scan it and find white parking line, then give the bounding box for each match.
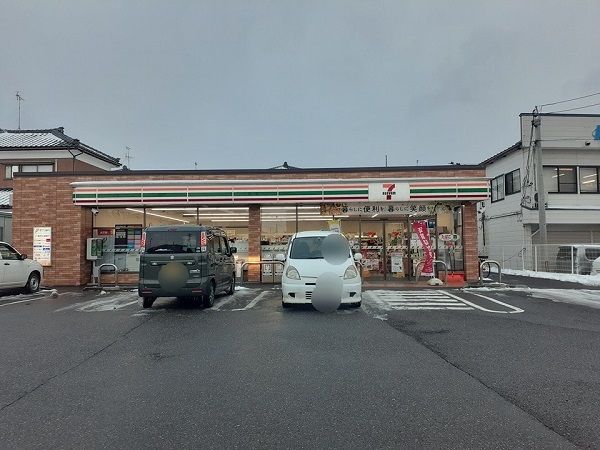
[231,291,269,311]
[452,291,524,314]
[0,295,48,308]
[211,295,240,311]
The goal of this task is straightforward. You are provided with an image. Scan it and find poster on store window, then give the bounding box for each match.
[411,220,434,276]
[391,255,403,273]
[33,227,52,267]
[328,219,341,233]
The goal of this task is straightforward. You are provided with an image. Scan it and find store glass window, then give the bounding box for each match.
[579,167,599,193]
[504,169,521,196]
[491,175,504,202]
[544,166,577,193]
[92,207,247,272]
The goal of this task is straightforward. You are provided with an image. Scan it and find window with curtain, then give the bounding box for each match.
[491,175,504,202]
[504,169,521,196]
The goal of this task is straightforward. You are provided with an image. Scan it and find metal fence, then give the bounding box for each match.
[481,244,600,275]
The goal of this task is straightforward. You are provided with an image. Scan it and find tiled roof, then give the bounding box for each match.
[0,189,12,208]
[0,128,121,166]
[0,130,65,148]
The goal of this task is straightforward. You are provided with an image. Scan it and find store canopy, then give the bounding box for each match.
[71,178,489,206]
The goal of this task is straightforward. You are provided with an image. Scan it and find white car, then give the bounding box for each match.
[278,231,362,308]
[0,242,43,293]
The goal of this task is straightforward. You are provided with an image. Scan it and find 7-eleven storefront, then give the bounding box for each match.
[11,168,488,286]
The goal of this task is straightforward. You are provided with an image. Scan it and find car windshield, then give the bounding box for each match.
[289,236,350,259]
[145,231,200,254]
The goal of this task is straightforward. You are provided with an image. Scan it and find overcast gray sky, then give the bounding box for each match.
[1,1,600,170]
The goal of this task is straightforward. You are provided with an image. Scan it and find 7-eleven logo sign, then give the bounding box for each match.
[382,183,396,200]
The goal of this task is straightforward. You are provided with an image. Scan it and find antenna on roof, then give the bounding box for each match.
[15,91,24,130]
[124,146,133,168]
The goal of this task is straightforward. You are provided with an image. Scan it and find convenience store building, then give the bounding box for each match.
[11,165,489,286]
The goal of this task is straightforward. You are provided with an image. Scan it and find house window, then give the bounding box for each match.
[543,167,577,193]
[579,167,599,193]
[504,169,521,196]
[4,164,53,179]
[491,175,504,202]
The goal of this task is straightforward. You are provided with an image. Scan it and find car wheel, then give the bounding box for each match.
[142,297,156,308]
[349,301,362,308]
[282,300,292,309]
[226,276,235,295]
[24,272,40,293]
[203,282,215,308]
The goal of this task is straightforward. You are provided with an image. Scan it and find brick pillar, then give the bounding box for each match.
[462,203,479,283]
[247,205,262,282]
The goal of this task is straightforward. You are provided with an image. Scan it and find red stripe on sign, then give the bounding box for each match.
[187,186,233,191]
[410,182,488,187]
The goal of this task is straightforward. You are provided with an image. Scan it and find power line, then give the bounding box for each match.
[539,91,600,108]
[546,101,600,114]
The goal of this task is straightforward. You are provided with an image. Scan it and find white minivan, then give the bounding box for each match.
[278,231,362,308]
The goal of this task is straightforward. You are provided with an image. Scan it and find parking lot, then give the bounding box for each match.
[0,284,599,448]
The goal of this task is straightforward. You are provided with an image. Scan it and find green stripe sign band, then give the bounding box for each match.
[72,181,489,205]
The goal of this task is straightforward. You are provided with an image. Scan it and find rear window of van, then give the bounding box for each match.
[145,231,200,254]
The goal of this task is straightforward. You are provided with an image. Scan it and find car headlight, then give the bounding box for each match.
[286,266,300,280]
[344,265,358,279]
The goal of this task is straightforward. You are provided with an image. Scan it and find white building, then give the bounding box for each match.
[479,113,600,270]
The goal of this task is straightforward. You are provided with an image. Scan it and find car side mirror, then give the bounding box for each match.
[275,253,286,262]
[230,247,237,254]
[353,252,363,261]
[19,254,27,260]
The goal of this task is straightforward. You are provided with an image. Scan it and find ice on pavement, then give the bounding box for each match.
[494,268,600,287]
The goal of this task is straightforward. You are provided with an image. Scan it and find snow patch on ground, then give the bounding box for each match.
[497,268,600,287]
[235,286,250,291]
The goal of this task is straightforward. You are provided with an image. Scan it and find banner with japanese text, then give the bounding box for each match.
[411,220,434,276]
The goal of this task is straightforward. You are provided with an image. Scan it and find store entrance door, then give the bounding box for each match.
[357,217,437,282]
[358,219,409,281]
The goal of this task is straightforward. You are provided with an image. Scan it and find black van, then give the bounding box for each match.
[138,225,236,308]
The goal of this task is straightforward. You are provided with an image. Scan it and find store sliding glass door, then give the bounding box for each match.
[345,217,438,281]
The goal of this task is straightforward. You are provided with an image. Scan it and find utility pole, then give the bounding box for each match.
[16,91,24,129]
[533,107,548,267]
[385,155,388,167]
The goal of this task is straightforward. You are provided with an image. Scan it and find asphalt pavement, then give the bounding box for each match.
[0,284,598,449]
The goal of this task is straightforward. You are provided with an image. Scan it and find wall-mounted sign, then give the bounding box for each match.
[72,180,489,206]
[328,219,341,233]
[33,227,52,267]
[320,202,452,216]
[368,182,410,202]
[439,233,460,242]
